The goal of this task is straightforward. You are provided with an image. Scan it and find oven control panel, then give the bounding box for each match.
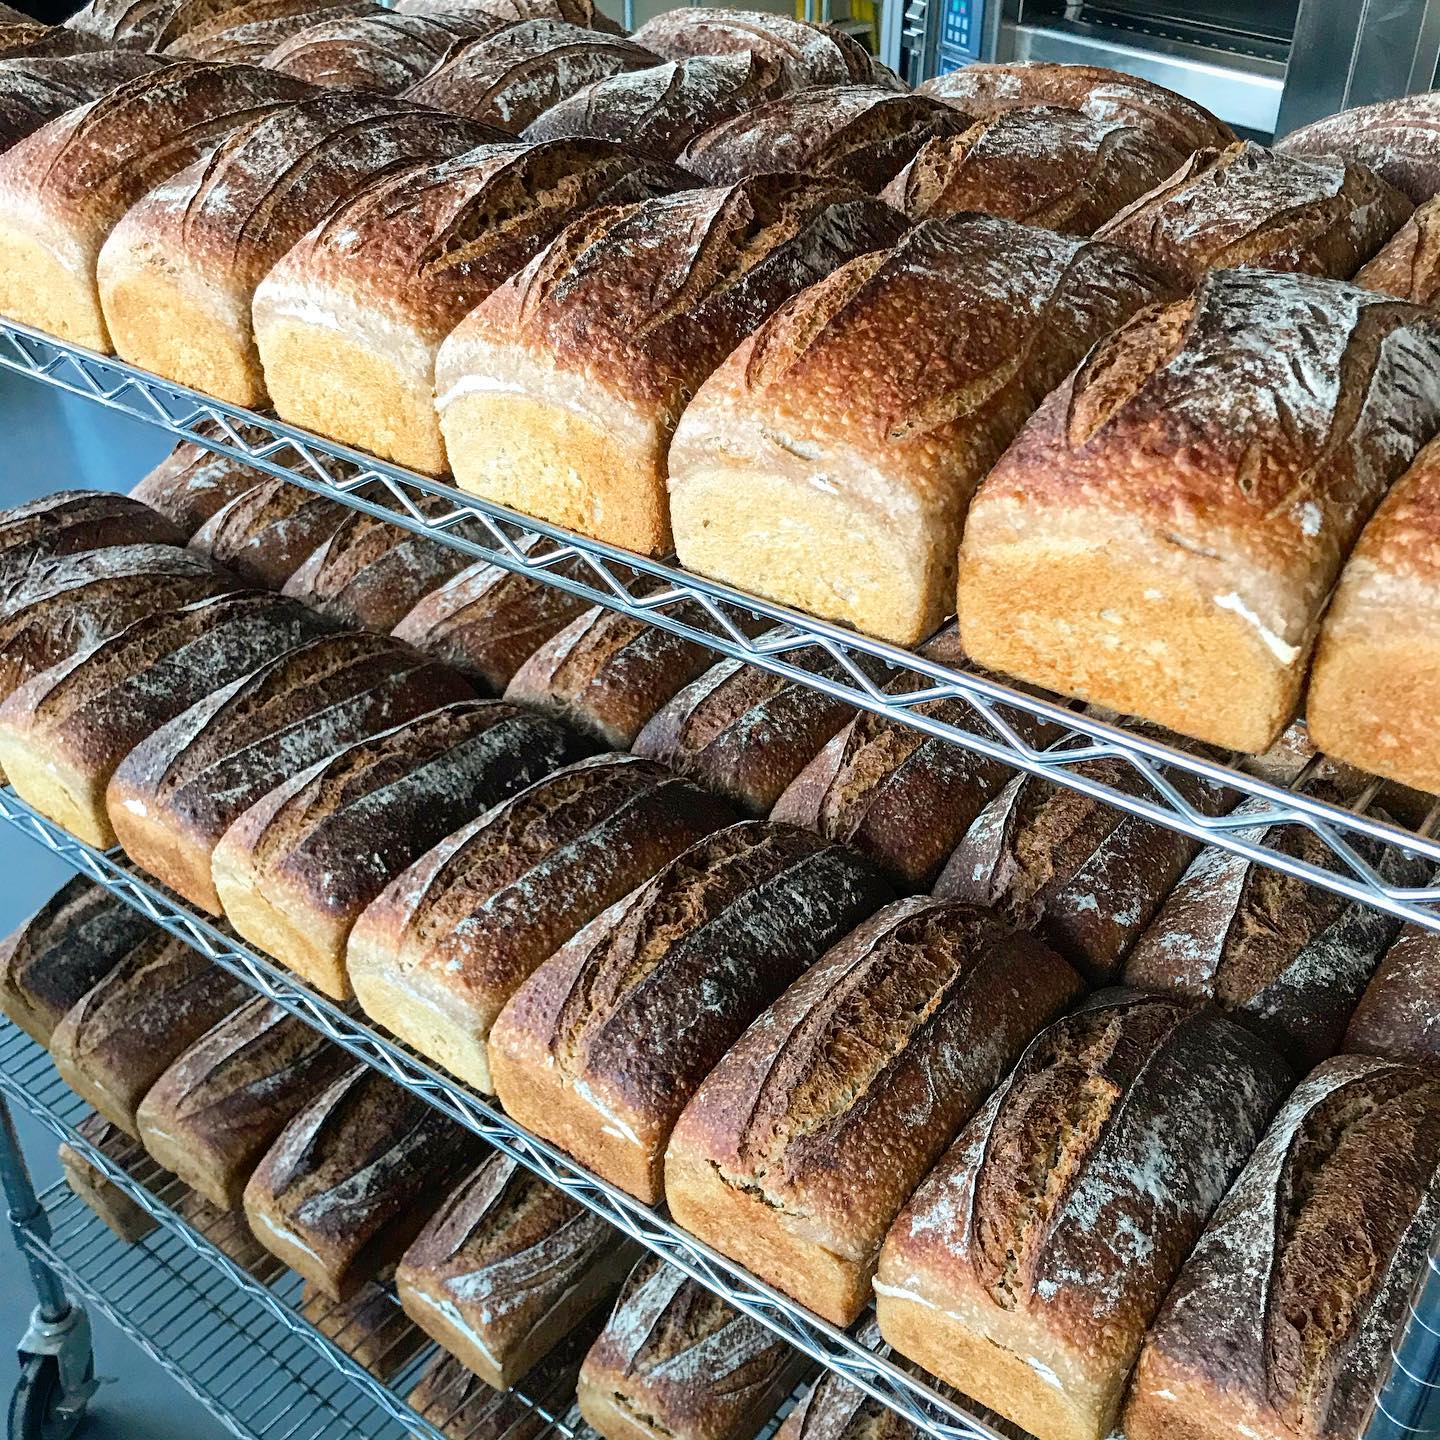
[937,0,984,68]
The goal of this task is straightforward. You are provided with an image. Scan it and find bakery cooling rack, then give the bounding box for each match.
[2,318,1439,935]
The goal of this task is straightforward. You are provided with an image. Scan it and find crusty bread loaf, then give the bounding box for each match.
[0,52,165,151]
[1093,141,1412,283]
[437,176,905,553]
[0,22,98,60]
[106,630,473,912]
[632,636,873,816]
[391,549,593,693]
[0,491,184,584]
[523,53,789,160]
[346,753,734,1093]
[243,1065,483,1300]
[679,85,967,191]
[164,0,368,53]
[300,1271,426,1380]
[1123,770,1428,1067]
[0,876,157,1045]
[97,93,489,406]
[263,8,504,91]
[253,137,687,475]
[398,0,621,31]
[1308,437,1440,791]
[957,268,1440,753]
[1278,91,1440,204]
[1355,193,1440,303]
[188,477,353,588]
[210,699,579,998]
[63,0,237,50]
[1123,1054,1440,1440]
[919,60,1235,156]
[130,430,274,536]
[666,896,1082,1324]
[771,629,1073,890]
[59,1112,160,1244]
[881,105,1185,228]
[578,1254,806,1440]
[934,725,1237,984]
[1345,920,1440,1063]
[0,61,313,349]
[0,591,323,847]
[490,820,892,1202]
[50,932,251,1137]
[671,214,1179,646]
[402,19,659,129]
[136,995,351,1209]
[874,989,1292,1440]
[397,1152,637,1386]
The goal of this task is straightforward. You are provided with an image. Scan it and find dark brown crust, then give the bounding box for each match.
[0,22,102,60]
[130,430,274,535]
[0,52,164,150]
[164,0,378,60]
[1278,91,1440,204]
[188,476,354,587]
[397,0,623,32]
[1345,920,1440,1063]
[64,0,239,51]
[299,1274,425,1381]
[0,490,183,583]
[1355,193,1440,303]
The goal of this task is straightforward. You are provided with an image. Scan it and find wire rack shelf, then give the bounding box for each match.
[1,319,1437,933]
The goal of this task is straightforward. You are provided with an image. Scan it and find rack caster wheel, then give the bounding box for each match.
[8,1353,92,1440]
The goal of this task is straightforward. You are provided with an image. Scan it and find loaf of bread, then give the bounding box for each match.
[1278,91,1440,204]
[96,92,489,406]
[347,753,734,1093]
[59,1113,160,1244]
[0,22,98,60]
[0,491,183,584]
[919,60,1235,155]
[874,989,1292,1440]
[578,1254,806,1440]
[0,591,324,847]
[1123,1053,1440,1440]
[1093,141,1412,283]
[391,549,593,693]
[398,0,622,33]
[1355,193,1440,303]
[130,431,274,537]
[679,86,967,191]
[436,176,905,553]
[164,0,379,60]
[632,637,875,816]
[402,20,659,129]
[671,214,1178,646]
[210,699,579,998]
[0,544,236,712]
[252,137,688,475]
[0,876,159,1045]
[666,896,1082,1324]
[523,53,789,160]
[1123,771,1427,1067]
[300,1271,426,1380]
[1308,438,1440,791]
[1345,921,1440,1063]
[188,477,353,589]
[135,994,352,1209]
[934,725,1237,984]
[881,105,1185,228]
[0,52,165,152]
[0,61,313,349]
[397,1152,637,1386]
[243,1065,483,1300]
[771,630,1073,890]
[63,0,237,51]
[106,630,473,912]
[50,932,252,1137]
[957,268,1440,753]
[263,9,503,91]
[491,820,891,1202]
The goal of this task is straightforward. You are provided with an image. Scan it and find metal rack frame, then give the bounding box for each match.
[1,319,1438,935]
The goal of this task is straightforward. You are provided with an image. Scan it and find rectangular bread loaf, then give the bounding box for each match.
[252,137,689,475]
[874,989,1292,1440]
[164,0,383,63]
[1344,919,1440,1064]
[957,268,1440,753]
[210,699,579,998]
[669,214,1180,646]
[0,52,166,154]
[130,432,286,537]
[0,876,158,1044]
[577,1254,806,1440]
[49,931,252,1137]
[59,1112,161,1244]
[300,1270,426,1381]
[397,1152,638,1387]
[489,819,892,1202]
[187,476,353,589]
[135,994,352,1210]
[0,591,325,848]
[242,1065,483,1300]
[0,60,313,349]
[96,92,488,405]
[346,753,734,1093]
[435,176,906,554]
[0,490,182,585]
[1122,1054,1440,1440]
[665,896,1082,1324]
[105,630,473,913]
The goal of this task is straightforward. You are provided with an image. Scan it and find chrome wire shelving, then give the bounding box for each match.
[2,319,1438,934]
